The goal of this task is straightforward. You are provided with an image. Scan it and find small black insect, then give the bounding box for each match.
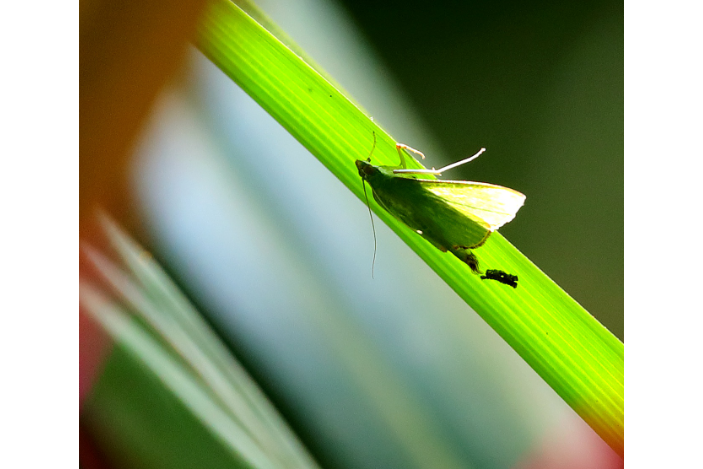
[481,269,518,288]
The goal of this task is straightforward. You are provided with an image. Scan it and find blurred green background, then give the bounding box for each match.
[81,0,623,468]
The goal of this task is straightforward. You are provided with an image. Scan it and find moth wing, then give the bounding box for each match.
[421,180,525,231]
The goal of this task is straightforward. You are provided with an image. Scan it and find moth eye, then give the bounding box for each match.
[366,157,371,162]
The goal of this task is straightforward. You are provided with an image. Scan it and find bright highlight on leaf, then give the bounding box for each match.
[356,137,525,285]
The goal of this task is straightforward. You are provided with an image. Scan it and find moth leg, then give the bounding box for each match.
[464,252,481,274]
[449,248,481,274]
[366,131,377,161]
[395,143,425,170]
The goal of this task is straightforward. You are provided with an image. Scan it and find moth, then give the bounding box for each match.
[356,134,525,287]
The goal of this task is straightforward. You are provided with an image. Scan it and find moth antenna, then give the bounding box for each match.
[436,147,486,173]
[362,180,377,278]
[367,131,377,162]
[393,147,487,175]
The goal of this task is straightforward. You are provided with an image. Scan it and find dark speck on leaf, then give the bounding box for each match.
[481,269,518,288]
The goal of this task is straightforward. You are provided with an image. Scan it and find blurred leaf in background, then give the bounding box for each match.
[79,0,208,235]
[82,217,322,469]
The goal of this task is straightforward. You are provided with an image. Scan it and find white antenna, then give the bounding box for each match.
[394,148,486,175]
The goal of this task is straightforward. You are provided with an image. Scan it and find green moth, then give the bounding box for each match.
[356,135,525,286]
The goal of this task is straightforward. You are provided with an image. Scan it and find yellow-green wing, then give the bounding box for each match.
[421,179,526,231]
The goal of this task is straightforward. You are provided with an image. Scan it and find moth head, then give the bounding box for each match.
[355,159,376,179]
